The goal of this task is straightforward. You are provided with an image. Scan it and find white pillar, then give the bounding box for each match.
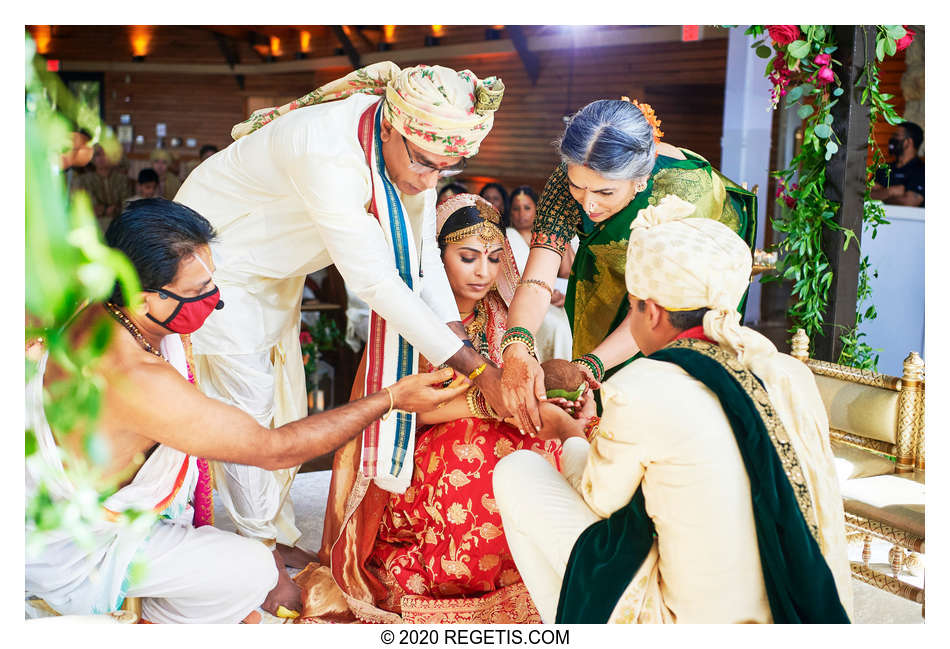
[720,27,774,324]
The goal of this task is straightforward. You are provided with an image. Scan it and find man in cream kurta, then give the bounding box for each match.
[175,62,507,610]
[494,196,852,623]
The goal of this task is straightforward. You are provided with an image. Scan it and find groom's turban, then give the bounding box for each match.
[625,194,752,315]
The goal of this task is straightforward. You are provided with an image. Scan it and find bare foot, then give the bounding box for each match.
[276,543,318,569]
[260,549,302,616]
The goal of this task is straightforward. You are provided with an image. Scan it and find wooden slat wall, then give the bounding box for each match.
[410,39,729,193]
[102,70,322,155]
[43,25,728,190]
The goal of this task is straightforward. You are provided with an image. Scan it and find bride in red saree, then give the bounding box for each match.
[295,194,558,623]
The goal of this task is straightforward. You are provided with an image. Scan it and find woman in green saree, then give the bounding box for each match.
[500,99,756,432]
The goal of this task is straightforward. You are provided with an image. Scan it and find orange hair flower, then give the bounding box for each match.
[621,96,664,149]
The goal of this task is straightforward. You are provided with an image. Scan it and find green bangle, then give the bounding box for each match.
[573,353,605,382]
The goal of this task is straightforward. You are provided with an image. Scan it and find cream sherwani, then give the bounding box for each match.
[174,94,461,547]
[495,352,852,623]
[26,337,277,623]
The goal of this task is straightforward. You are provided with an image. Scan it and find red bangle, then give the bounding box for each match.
[583,416,601,441]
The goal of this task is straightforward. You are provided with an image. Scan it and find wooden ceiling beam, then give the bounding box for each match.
[352,26,378,51]
[210,30,245,90]
[506,25,540,85]
[331,26,362,70]
[59,26,728,76]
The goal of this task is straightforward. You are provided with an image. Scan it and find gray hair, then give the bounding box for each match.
[556,100,656,181]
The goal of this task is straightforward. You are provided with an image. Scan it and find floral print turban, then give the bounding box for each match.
[231,61,504,157]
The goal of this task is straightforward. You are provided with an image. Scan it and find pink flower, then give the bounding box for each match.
[813,53,831,66]
[300,330,313,345]
[817,65,835,85]
[896,26,915,52]
[766,25,801,46]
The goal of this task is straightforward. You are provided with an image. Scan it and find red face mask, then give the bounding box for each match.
[146,286,224,334]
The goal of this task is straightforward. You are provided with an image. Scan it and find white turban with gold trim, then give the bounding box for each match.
[625,194,819,442]
[625,194,752,315]
[231,61,503,157]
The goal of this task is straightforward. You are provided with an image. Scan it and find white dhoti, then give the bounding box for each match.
[193,320,307,549]
[26,341,278,623]
[493,438,597,623]
[125,520,277,623]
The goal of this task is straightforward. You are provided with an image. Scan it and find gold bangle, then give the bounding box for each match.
[466,386,481,417]
[518,278,554,298]
[381,386,394,421]
[468,362,487,380]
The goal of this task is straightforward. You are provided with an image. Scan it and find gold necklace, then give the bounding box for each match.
[464,300,488,341]
[103,302,163,358]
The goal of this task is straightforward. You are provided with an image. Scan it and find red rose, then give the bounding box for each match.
[300,330,313,345]
[896,26,915,52]
[813,53,831,66]
[766,25,801,46]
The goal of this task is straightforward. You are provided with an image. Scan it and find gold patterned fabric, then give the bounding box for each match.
[299,291,552,624]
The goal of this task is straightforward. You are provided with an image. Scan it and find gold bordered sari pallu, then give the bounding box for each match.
[555,339,849,624]
[558,152,756,372]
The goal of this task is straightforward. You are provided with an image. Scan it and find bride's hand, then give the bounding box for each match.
[501,344,546,434]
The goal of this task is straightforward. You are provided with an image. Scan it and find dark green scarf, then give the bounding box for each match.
[556,340,849,624]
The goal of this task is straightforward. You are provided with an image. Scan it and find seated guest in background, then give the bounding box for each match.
[183,144,220,180]
[437,181,468,206]
[870,121,924,207]
[76,144,133,234]
[296,195,558,624]
[479,181,509,228]
[150,149,182,200]
[124,168,161,208]
[199,144,219,162]
[26,198,466,623]
[62,130,94,193]
[494,196,853,624]
[506,186,573,361]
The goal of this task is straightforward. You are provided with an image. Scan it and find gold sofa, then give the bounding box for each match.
[790,330,924,612]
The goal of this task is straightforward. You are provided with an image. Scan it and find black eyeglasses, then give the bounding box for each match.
[403,135,465,178]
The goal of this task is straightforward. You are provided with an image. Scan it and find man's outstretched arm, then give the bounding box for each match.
[111,364,467,470]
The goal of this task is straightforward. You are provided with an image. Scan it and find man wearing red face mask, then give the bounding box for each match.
[25,199,468,623]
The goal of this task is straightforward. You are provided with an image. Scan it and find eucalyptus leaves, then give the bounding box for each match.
[740,25,912,369]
